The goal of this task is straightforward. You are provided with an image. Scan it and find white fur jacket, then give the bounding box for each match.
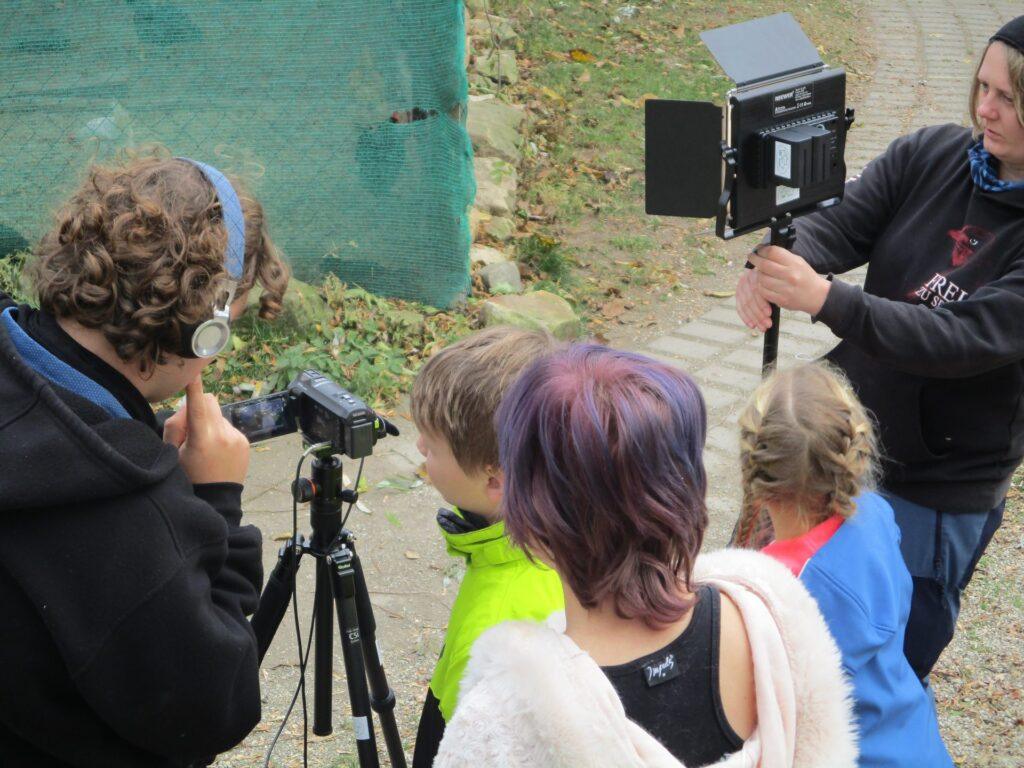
[434,549,857,768]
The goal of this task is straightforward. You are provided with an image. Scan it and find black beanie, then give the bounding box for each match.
[991,16,1024,54]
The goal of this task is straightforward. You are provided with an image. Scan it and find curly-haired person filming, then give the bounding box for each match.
[736,16,1024,683]
[0,153,288,767]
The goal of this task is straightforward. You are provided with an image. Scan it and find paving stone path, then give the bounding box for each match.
[638,0,1022,546]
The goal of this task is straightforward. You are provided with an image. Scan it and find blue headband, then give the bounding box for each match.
[175,157,245,281]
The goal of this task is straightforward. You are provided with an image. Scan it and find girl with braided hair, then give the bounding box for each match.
[737,363,952,768]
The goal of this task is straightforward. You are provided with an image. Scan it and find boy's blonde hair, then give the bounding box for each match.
[411,326,560,473]
[735,363,879,548]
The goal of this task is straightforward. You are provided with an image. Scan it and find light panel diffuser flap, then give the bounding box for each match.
[699,13,822,87]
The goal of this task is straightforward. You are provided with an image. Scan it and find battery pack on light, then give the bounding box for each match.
[768,123,834,188]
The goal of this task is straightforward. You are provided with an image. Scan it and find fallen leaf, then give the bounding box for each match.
[673,23,686,38]
[272,531,292,542]
[569,48,596,63]
[601,298,629,319]
[578,69,592,83]
[703,289,736,298]
[375,474,422,492]
[356,500,372,515]
[541,86,566,103]
[404,550,421,560]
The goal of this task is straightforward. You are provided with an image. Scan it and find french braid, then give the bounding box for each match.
[733,363,879,548]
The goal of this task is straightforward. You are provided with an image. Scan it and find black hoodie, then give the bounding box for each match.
[795,124,1024,512]
[0,294,262,767]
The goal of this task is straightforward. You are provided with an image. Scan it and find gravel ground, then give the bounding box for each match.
[933,474,1024,767]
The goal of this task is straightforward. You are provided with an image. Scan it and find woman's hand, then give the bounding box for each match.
[747,246,832,317]
[735,264,774,332]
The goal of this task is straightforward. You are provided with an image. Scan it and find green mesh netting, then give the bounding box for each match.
[0,0,475,308]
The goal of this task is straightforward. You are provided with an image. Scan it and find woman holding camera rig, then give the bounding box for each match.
[735,15,1024,683]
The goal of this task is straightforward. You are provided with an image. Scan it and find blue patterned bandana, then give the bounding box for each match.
[968,139,1024,192]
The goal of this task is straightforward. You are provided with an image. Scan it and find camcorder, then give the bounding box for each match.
[221,369,397,459]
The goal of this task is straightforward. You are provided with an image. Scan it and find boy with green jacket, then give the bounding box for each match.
[410,327,565,767]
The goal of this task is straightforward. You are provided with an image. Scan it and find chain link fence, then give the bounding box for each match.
[0,0,474,307]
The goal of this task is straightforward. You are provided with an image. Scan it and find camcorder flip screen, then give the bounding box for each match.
[223,391,297,444]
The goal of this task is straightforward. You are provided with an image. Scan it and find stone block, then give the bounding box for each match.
[467,97,525,163]
[479,261,522,293]
[643,352,696,373]
[465,15,517,45]
[674,320,751,346]
[702,306,747,327]
[485,216,516,241]
[470,244,509,266]
[647,335,718,361]
[702,386,741,412]
[695,364,763,394]
[481,291,582,340]
[474,49,519,85]
[469,207,491,240]
[722,348,764,372]
[706,425,739,455]
[474,156,517,217]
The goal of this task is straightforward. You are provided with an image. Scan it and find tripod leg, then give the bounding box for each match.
[351,551,408,768]
[330,549,380,768]
[314,557,334,736]
[251,537,303,664]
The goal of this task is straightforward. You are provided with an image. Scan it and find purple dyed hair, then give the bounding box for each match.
[497,344,708,628]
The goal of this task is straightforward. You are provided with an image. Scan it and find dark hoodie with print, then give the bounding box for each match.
[0,294,262,767]
[794,123,1024,511]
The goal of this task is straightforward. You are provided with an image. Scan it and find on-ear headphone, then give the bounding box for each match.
[176,157,246,358]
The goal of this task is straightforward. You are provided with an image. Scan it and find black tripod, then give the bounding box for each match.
[251,447,407,768]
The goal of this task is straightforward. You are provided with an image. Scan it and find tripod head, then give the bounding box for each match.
[292,446,360,553]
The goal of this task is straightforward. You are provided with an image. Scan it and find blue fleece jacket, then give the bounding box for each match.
[801,492,951,768]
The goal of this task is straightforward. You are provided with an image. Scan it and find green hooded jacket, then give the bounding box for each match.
[430,509,564,721]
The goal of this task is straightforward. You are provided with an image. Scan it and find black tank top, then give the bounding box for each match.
[600,585,744,766]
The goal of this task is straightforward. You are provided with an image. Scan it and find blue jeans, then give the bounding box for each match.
[882,491,1004,681]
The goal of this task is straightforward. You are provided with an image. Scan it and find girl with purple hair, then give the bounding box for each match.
[434,345,857,768]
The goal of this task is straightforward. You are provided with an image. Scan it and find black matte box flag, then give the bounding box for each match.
[645,99,723,219]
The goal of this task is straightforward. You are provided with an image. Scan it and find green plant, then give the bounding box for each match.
[206,276,474,409]
[517,234,573,282]
[0,251,32,304]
